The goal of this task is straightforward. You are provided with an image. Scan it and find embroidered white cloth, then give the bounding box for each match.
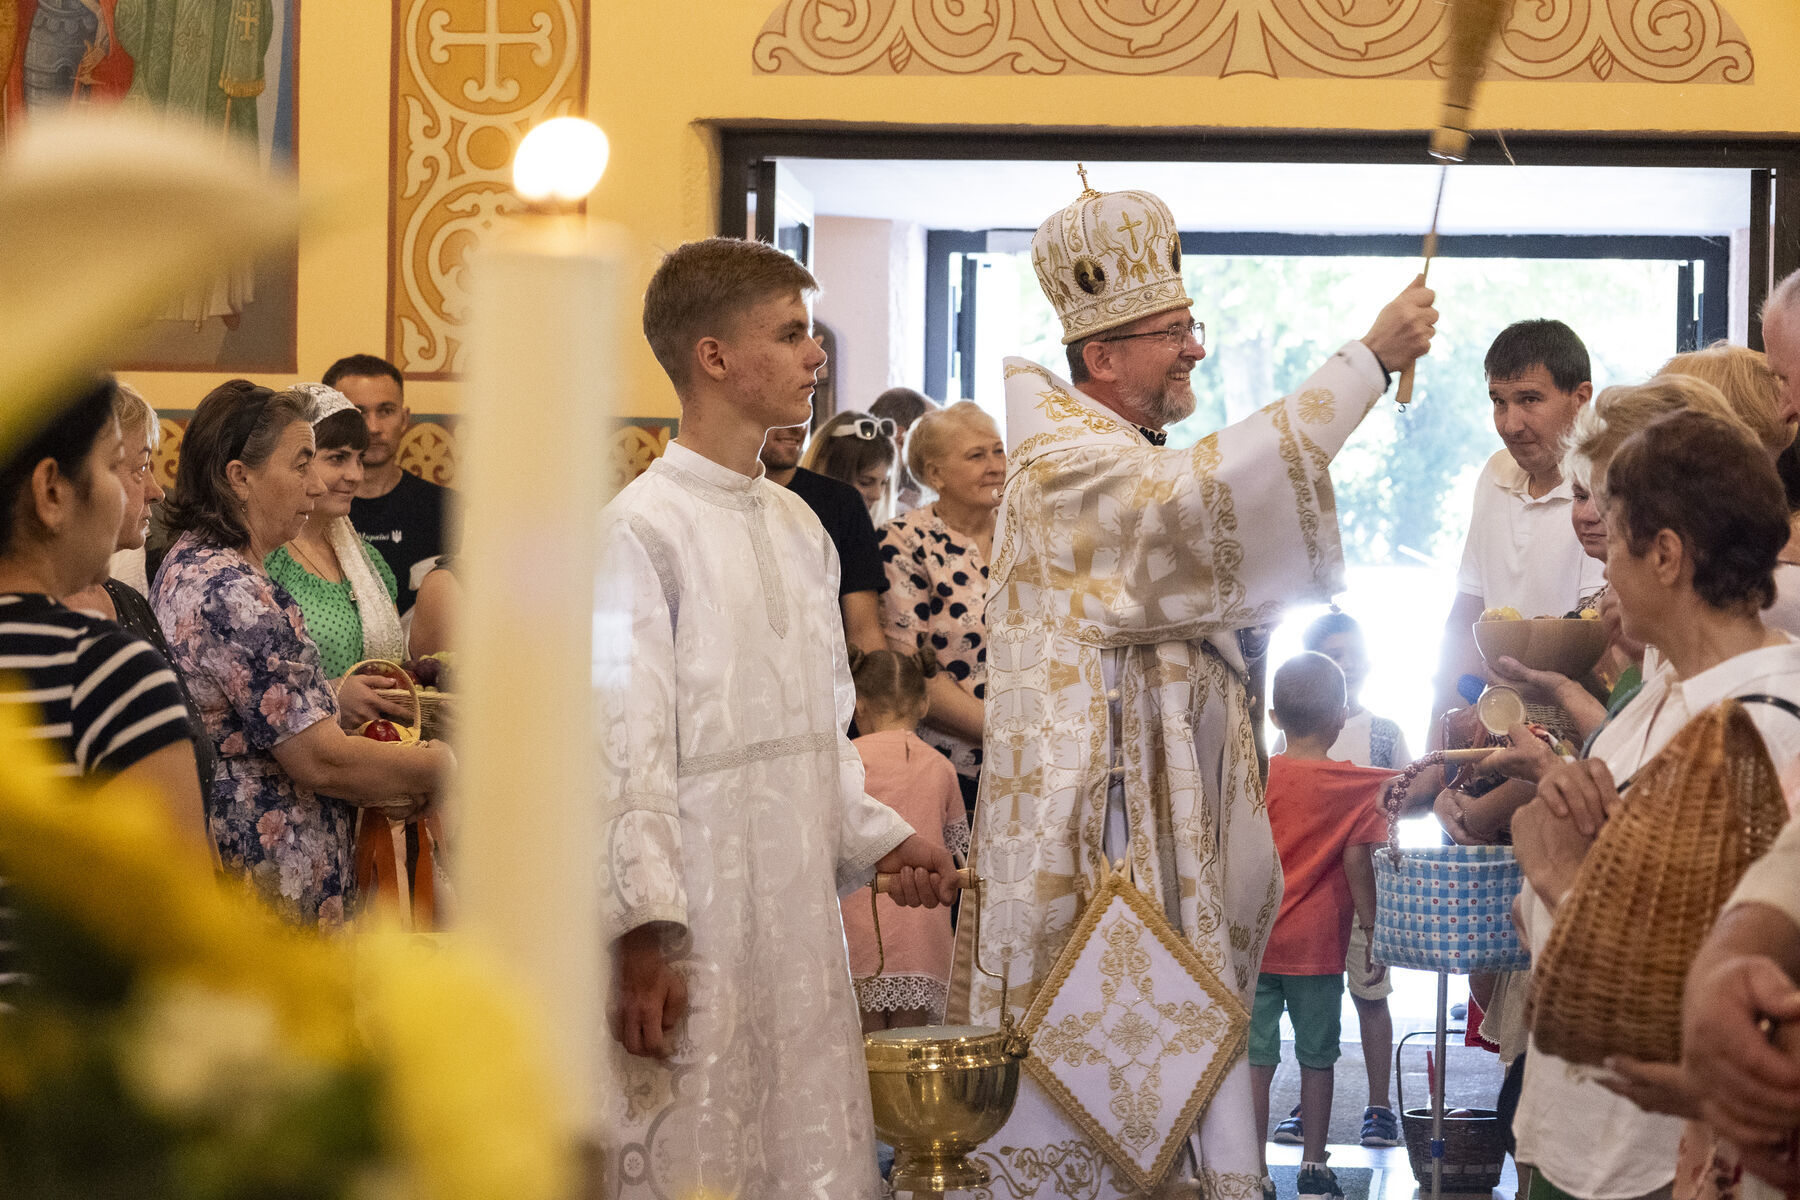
[1018,869,1248,1192]
[596,440,914,1200]
[951,346,1388,1198]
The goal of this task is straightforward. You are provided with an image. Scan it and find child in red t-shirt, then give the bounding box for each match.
[1252,652,1396,1200]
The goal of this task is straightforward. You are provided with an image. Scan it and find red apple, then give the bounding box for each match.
[359,719,403,742]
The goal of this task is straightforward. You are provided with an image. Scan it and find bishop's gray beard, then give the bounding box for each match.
[1137,378,1196,430]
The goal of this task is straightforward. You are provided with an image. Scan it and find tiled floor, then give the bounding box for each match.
[1269,965,1516,1199]
[1265,1140,1518,1200]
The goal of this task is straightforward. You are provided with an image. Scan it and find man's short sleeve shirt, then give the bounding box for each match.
[783,467,883,597]
[1455,449,1605,617]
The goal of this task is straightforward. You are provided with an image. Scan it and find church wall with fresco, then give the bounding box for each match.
[12,0,1796,486]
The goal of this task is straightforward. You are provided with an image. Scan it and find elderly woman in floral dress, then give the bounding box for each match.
[153,380,451,928]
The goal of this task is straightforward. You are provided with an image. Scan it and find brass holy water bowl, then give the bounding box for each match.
[866,1022,1028,1191]
[863,869,1028,1192]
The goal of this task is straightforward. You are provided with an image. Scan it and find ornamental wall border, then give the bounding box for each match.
[754,0,1753,84]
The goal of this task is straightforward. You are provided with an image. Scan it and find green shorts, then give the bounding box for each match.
[1250,972,1344,1069]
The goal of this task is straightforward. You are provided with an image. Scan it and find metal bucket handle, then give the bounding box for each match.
[865,867,1015,1031]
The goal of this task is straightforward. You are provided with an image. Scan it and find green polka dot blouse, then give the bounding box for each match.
[265,541,399,680]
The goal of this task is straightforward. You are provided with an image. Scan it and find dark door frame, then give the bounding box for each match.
[717,125,1800,348]
[926,230,1729,402]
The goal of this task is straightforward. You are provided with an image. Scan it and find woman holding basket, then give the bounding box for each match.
[262,382,442,925]
[153,380,451,929]
[1486,403,1800,1200]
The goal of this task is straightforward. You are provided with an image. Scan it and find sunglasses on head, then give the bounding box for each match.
[827,416,898,441]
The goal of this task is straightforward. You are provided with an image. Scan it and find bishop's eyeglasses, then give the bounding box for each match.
[1097,318,1205,350]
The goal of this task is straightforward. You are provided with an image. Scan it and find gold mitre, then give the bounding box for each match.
[1031,171,1192,345]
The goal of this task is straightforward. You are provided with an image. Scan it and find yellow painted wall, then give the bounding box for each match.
[129,0,1800,423]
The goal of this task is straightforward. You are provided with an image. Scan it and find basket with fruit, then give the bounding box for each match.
[1470,606,1607,679]
[346,659,443,927]
[354,653,454,741]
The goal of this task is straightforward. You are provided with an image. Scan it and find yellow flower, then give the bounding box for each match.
[0,703,573,1198]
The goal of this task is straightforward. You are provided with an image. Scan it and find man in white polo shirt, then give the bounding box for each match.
[1434,319,1604,731]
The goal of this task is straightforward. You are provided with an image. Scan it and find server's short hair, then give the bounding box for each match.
[642,238,818,391]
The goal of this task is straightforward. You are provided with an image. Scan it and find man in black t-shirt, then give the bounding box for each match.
[758,423,886,654]
[323,354,449,613]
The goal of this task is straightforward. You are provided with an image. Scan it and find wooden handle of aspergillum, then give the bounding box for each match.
[1394,235,1438,409]
[1395,362,1418,408]
[873,866,977,895]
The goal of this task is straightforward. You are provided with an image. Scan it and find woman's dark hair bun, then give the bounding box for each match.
[914,647,941,679]
[846,646,867,672]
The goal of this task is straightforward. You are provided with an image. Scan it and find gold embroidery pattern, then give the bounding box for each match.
[1297,388,1335,426]
[1020,869,1250,1191]
[973,1139,1132,1198]
[1269,404,1324,580]
[1201,1166,1270,1200]
[1190,431,1251,623]
[1012,363,1126,439]
[753,0,1753,83]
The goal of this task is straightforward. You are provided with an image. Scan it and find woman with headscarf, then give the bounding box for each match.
[263,384,409,706]
[264,382,441,924]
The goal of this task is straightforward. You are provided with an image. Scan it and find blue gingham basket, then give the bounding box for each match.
[1373,845,1531,974]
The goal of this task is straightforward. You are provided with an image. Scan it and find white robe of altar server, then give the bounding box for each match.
[596,440,913,1200]
[950,347,1388,1198]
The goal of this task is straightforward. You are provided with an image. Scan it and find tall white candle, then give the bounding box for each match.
[456,208,623,1138]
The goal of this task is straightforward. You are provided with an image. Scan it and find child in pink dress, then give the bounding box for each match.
[840,648,971,1031]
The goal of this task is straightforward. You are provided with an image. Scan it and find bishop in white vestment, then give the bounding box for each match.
[952,183,1436,1198]
[598,440,916,1197]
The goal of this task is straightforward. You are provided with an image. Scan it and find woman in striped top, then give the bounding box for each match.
[0,377,202,817]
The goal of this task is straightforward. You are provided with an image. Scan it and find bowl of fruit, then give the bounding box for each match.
[352,654,454,740]
[1471,607,1607,679]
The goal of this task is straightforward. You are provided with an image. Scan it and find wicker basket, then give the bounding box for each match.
[377,687,452,740]
[1530,698,1788,1066]
[1396,1032,1507,1192]
[346,660,444,929]
[347,659,422,742]
[1372,751,1532,975]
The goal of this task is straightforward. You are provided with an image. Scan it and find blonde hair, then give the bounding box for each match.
[1562,373,1750,495]
[112,380,160,451]
[905,401,1000,490]
[1658,344,1788,453]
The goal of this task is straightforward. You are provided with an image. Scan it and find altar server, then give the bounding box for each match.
[597,237,957,1199]
[950,178,1436,1198]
